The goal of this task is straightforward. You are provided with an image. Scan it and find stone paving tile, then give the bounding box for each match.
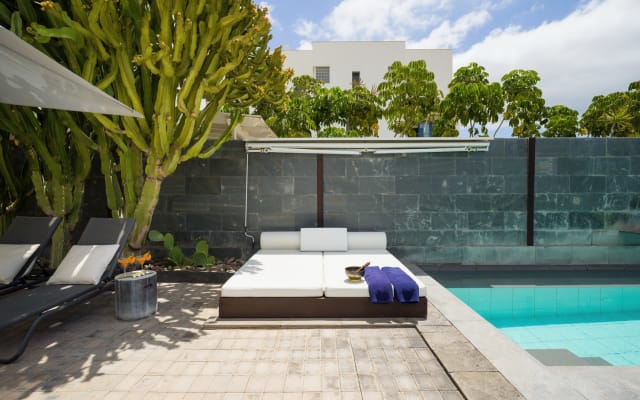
[0,283,526,399]
[418,326,497,373]
[451,371,525,400]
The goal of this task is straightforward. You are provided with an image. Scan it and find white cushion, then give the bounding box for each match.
[300,228,347,252]
[322,250,427,298]
[47,244,120,285]
[221,250,324,297]
[260,232,300,250]
[347,232,387,250]
[0,243,40,284]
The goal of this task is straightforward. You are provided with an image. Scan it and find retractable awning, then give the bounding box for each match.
[244,137,491,155]
[0,26,143,118]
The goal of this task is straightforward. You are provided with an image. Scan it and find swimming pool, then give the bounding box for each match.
[432,270,640,366]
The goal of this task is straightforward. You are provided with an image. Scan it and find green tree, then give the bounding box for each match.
[260,75,322,137]
[543,105,579,137]
[344,84,381,136]
[431,118,459,137]
[260,75,381,137]
[440,63,503,137]
[498,69,546,137]
[35,0,290,249]
[378,60,441,137]
[311,86,349,132]
[627,80,640,134]
[581,91,636,137]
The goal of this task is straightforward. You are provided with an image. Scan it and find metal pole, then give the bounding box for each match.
[243,151,255,245]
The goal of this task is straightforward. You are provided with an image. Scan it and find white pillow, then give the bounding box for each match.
[0,243,40,284]
[260,232,301,250]
[47,244,120,285]
[300,228,347,251]
[347,232,387,250]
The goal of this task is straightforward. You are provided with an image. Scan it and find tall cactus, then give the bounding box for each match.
[35,0,291,249]
[0,131,31,232]
[0,2,101,264]
[0,105,94,264]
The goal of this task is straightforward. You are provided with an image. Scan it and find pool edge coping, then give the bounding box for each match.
[420,273,592,400]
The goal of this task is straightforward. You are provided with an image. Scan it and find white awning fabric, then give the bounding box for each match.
[244,137,491,155]
[0,26,143,118]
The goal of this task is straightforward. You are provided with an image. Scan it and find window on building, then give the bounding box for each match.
[352,71,361,87]
[314,66,330,83]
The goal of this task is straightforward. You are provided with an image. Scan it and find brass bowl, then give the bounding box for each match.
[345,266,364,281]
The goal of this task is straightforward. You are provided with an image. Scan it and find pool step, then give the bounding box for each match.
[527,349,611,366]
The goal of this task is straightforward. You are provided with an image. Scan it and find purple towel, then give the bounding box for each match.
[363,266,393,304]
[382,267,419,303]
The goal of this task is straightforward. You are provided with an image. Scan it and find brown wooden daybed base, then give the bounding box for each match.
[219,296,428,318]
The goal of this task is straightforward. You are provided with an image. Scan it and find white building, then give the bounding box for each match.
[283,41,453,137]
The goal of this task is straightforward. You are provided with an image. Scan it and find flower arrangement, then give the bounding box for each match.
[118,252,152,274]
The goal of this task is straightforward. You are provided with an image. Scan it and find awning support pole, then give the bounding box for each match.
[243,150,255,246]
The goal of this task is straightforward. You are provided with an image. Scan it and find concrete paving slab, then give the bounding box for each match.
[0,283,495,400]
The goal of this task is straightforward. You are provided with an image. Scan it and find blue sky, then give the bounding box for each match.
[260,0,640,117]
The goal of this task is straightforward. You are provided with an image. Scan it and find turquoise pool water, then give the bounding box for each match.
[433,272,640,366]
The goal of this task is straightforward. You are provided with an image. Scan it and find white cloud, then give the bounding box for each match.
[408,10,491,48]
[294,0,452,45]
[455,0,640,113]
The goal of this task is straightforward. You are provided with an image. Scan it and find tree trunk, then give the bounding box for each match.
[129,173,164,250]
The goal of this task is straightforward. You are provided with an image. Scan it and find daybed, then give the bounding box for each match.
[220,228,427,318]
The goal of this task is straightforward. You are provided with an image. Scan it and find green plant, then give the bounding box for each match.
[24,0,292,251]
[378,60,441,137]
[148,230,215,268]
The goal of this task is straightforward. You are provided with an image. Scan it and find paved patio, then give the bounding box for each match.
[0,283,522,400]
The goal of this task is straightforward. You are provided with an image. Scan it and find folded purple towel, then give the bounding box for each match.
[363,266,393,304]
[382,267,419,303]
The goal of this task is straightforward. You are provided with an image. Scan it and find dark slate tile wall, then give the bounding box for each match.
[151,141,317,260]
[535,138,640,252]
[324,139,529,264]
[146,138,640,265]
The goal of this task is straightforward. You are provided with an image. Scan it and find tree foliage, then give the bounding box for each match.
[439,63,503,137]
[581,92,634,137]
[378,60,441,137]
[499,69,546,137]
[543,105,579,137]
[260,75,381,137]
[581,81,640,137]
[22,0,291,249]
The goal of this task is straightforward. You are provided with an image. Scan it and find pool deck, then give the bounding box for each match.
[0,269,638,399]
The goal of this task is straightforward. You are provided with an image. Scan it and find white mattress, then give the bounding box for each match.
[221,250,324,297]
[322,250,427,298]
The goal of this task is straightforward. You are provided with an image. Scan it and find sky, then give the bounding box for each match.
[259,0,640,117]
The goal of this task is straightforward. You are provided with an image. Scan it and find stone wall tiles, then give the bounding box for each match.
[134,138,640,263]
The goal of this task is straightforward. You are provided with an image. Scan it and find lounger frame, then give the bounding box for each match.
[0,218,135,363]
[0,216,62,295]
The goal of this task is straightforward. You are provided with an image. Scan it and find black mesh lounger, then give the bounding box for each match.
[0,216,62,295]
[0,217,135,363]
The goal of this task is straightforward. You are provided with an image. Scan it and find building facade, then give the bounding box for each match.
[283,41,453,137]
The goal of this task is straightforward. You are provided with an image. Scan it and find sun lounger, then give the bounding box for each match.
[0,216,61,295]
[0,217,134,363]
[220,228,427,318]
